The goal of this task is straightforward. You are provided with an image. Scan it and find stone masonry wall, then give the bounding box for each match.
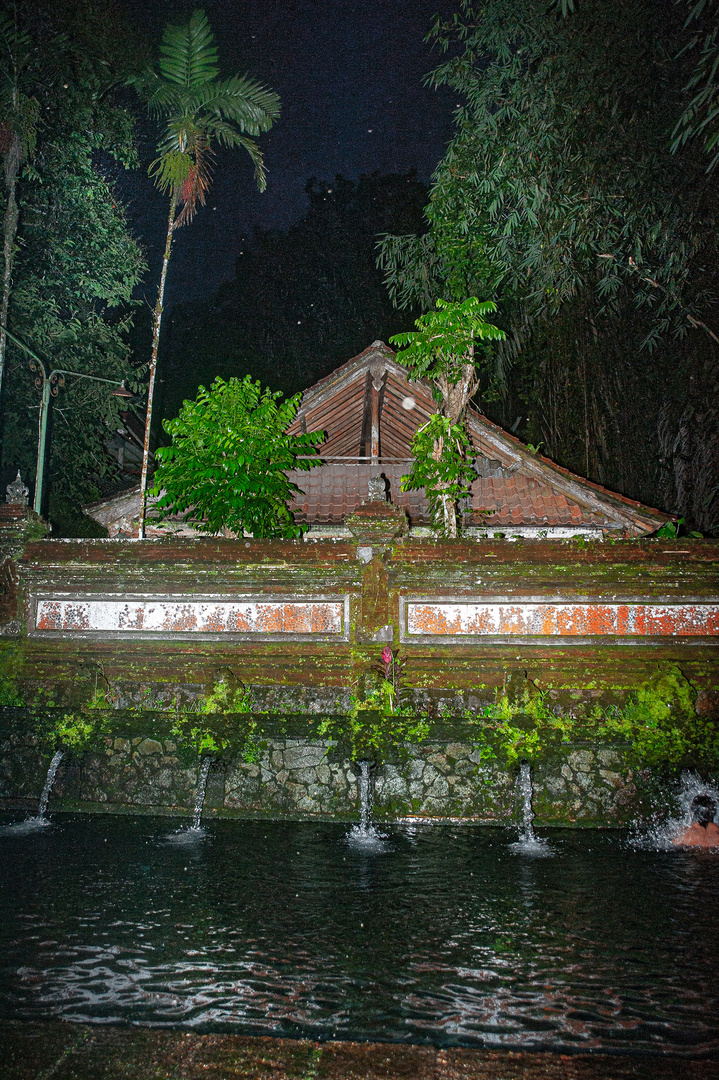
[0,728,641,827]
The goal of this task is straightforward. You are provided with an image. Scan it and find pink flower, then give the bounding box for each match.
[381,646,393,667]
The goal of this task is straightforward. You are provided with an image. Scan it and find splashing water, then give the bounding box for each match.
[510,762,552,855]
[633,770,719,849]
[347,761,386,850]
[0,750,64,835]
[191,757,212,830]
[165,758,213,842]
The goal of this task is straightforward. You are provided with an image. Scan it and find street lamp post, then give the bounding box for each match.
[0,324,132,516]
[29,357,132,515]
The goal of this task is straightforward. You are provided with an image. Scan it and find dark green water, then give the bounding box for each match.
[0,814,717,1054]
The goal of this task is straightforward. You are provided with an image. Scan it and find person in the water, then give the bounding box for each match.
[672,794,719,847]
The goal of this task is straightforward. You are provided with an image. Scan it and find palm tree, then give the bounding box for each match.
[138,9,280,537]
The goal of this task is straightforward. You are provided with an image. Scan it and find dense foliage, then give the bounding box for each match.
[378,0,719,533]
[0,0,146,534]
[671,0,719,169]
[152,375,324,538]
[390,297,505,535]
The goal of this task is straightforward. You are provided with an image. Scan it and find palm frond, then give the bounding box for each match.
[195,76,281,133]
[0,12,33,73]
[147,78,185,117]
[148,149,193,195]
[159,8,217,89]
[174,142,213,227]
[233,134,267,191]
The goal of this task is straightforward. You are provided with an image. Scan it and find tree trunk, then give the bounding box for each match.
[138,195,176,539]
[431,430,458,538]
[0,130,22,403]
[439,359,477,423]
[434,351,476,538]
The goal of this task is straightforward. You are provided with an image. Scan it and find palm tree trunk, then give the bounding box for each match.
[138,194,176,539]
[0,130,22,403]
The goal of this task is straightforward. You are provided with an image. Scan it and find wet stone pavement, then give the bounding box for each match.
[1,1023,717,1080]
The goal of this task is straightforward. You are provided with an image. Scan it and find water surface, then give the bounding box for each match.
[1,814,717,1053]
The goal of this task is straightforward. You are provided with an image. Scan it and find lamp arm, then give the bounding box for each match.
[50,369,125,388]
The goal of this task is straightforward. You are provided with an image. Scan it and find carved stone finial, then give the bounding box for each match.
[369,358,386,392]
[367,475,387,502]
[6,471,29,506]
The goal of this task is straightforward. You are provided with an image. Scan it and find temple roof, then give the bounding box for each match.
[285,341,670,536]
[84,340,671,538]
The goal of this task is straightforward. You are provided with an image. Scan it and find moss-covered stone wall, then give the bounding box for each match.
[0,714,642,827]
[1,506,717,823]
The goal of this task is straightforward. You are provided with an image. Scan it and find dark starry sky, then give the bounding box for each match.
[115,0,457,304]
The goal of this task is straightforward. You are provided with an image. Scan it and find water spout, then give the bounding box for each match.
[518,761,536,843]
[38,750,64,820]
[191,757,212,830]
[0,750,64,834]
[358,760,373,833]
[510,762,551,855]
[347,760,386,850]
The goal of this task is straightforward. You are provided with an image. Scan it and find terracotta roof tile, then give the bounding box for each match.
[283,341,669,533]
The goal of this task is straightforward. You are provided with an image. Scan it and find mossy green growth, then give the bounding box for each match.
[318,699,431,762]
[464,665,717,772]
[591,666,717,770]
[52,712,98,751]
[0,676,25,708]
[0,645,25,707]
[170,713,265,764]
[463,687,573,766]
[318,654,430,761]
[170,675,264,763]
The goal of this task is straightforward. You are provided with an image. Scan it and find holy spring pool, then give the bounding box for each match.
[1,814,717,1055]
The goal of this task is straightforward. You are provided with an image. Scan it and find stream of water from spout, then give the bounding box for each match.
[347,761,386,850]
[191,758,212,830]
[0,750,65,834]
[511,762,551,855]
[358,760,372,832]
[518,762,536,842]
[37,750,64,820]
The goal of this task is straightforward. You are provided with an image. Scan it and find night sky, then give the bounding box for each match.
[116,0,457,305]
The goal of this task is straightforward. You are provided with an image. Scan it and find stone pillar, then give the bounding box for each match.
[346,479,406,646]
[0,478,50,636]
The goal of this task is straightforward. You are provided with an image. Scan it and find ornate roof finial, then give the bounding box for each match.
[367,475,388,502]
[6,471,29,506]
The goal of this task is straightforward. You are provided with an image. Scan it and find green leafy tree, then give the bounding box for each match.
[138,8,280,537]
[672,0,719,169]
[402,414,476,537]
[0,1,146,533]
[380,0,716,350]
[390,297,505,536]
[0,9,43,401]
[378,0,719,534]
[152,375,324,538]
[552,0,719,173]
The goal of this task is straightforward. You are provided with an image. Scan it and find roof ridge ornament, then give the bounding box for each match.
[367,475,388,502]
[6,471,29,506]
